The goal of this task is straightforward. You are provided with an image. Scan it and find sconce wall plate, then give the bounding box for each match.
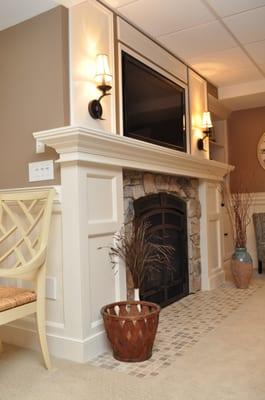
[88,99,103,119]
[197,137,207,151]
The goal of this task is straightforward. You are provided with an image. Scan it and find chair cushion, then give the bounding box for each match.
[0,287,37,312]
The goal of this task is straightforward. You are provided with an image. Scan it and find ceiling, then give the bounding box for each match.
[102,0,265,109]
[1,0,265,110]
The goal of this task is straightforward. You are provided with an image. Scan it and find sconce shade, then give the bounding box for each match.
[88,54,112,120]
[197,111,213,151]
[201,111,213,129]
[95,54,112,89]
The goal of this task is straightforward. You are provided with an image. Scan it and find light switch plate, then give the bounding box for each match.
[28,160,54,182]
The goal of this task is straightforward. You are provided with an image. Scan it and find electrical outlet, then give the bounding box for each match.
[28,160,54,182]
[46,276,57,300]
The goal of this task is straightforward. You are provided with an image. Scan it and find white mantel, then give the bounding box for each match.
[31,126,233,362]
[34,126,233,181]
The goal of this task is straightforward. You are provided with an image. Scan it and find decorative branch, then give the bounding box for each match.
[221,181,253,248]
[103,220,174,289]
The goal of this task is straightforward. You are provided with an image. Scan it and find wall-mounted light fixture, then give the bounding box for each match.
[197,111,213,151]
[88,54,112,119]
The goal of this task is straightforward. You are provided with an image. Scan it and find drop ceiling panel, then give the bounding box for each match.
[187,47,255,85]
[117,0,216,37]
[212,66,263,87]
[224,6,265,44]
[208,0,265,17]
[160,21,237,60]
[244,40,265,65]
[260,65,265,73]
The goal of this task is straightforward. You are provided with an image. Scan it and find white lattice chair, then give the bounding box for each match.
[0,189,55,369]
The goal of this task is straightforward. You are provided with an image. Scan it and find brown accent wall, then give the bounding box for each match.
[0,6,69,189]
[228,106,265,193]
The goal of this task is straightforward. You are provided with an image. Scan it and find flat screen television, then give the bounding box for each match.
[122,52,186,152]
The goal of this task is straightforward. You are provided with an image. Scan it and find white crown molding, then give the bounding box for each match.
[33,126,234,181]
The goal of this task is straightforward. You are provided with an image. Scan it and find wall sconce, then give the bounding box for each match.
[88,54,112,119]
[197,111,213,151]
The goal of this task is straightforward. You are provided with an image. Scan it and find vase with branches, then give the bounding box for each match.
[221,181,253,288]
[108,219,174,300]
[99,220,173,363]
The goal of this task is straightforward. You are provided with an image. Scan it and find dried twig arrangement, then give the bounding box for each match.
[221,181,253,248]
[107,220,174,289]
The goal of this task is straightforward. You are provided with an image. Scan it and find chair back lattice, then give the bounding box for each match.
[0,190,55,272]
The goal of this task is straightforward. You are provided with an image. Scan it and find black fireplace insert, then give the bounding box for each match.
[134,193,189,307]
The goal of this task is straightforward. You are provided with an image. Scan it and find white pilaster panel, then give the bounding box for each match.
[81,165,125,345]
[60,164,84,339]
[188,69,208,158]
[69,0,116,132]
[200,181,224,289]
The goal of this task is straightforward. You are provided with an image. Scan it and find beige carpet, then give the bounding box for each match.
[1,281,265,400]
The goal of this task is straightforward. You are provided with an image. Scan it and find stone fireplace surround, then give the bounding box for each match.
[123,170,201,297]
[32,126,233,362]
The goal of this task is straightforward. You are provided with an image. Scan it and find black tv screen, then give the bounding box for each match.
[122,52,186,152]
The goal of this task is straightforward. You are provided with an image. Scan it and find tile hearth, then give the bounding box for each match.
[90,279,264,378]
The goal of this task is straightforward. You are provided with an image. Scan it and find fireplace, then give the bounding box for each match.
[134,193,189,307]
[33,126,230,361]
[123,170,202,305]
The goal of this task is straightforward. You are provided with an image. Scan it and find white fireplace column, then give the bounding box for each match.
[59,161,126,361]
[34,126,233,361]
[199,181,224,289]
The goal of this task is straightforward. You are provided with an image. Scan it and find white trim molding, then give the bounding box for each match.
[33,126,233,181]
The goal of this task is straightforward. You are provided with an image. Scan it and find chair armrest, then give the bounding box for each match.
[0,247,47,279]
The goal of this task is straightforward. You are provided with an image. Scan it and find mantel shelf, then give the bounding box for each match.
[33,126,234,181]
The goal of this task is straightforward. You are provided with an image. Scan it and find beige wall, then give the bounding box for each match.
[228,106,265,193]
[0,6,69,189]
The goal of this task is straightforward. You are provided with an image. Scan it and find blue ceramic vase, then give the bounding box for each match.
[231,247,253,289]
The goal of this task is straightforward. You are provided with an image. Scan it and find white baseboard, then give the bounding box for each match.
[83,330,111,361]
[208,269,225,289]
[0,324,110,363]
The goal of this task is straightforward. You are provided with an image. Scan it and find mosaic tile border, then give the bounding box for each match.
[90,279,264,379]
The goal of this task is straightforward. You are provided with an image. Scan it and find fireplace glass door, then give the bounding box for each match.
[134,193,189,307]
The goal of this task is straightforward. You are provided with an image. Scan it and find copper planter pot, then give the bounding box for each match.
[101,300,160,362]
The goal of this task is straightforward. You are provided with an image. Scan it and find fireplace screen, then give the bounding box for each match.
[134,193,189,307]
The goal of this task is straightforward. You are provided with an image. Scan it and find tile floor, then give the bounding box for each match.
[90,280,264,378]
